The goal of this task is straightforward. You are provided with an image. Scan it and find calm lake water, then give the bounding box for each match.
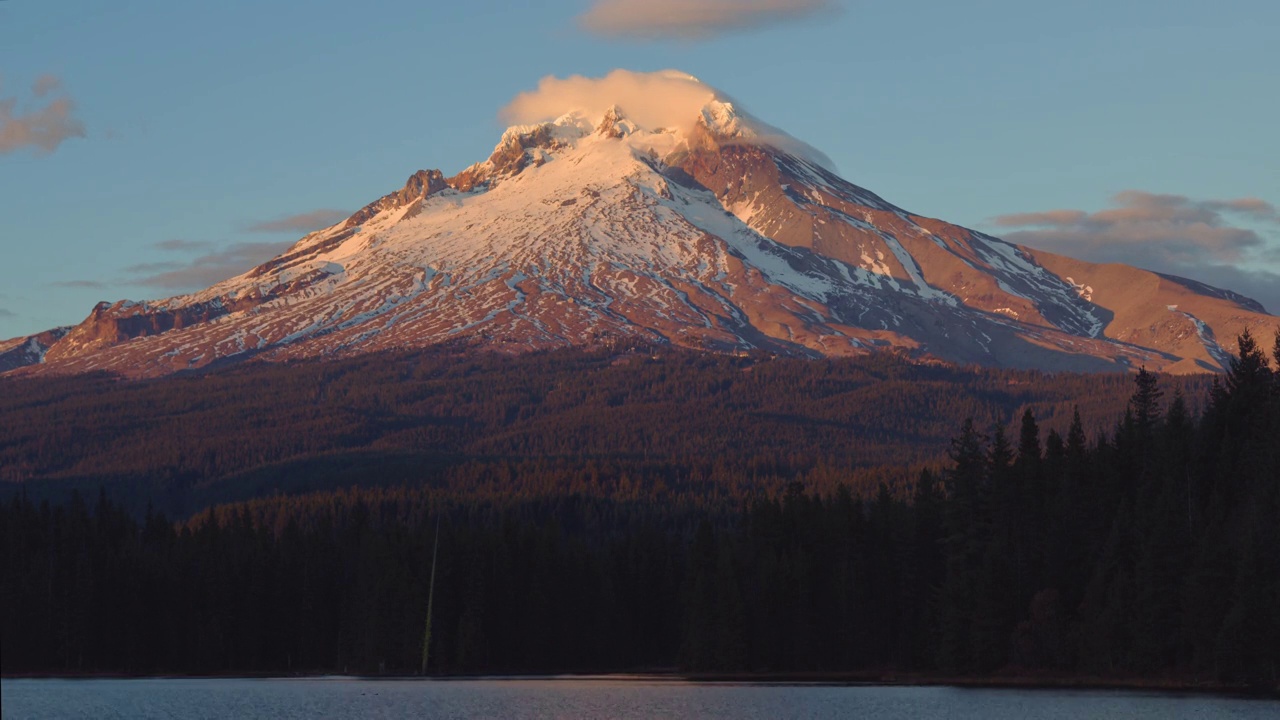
[1,677,1275,719]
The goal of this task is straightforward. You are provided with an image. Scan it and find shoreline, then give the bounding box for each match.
[3,671,1276,697]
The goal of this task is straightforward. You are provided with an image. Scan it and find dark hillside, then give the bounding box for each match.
[1,347,1211,516]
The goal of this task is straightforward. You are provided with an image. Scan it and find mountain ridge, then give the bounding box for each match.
[7,78,1275,377]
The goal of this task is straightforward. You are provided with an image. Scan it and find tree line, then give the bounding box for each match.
[0,346,1208,517]
[1,331,1275,686]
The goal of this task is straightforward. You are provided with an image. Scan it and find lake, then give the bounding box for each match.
[1,677,1275,719]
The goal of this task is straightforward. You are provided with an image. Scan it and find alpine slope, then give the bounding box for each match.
[7,71,1274,378]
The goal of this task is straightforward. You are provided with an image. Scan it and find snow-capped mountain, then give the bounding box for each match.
[8,73,1276,377]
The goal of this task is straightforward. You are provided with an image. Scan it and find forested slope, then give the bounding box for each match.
[0,347,1210,515]
[3,332,1276,687]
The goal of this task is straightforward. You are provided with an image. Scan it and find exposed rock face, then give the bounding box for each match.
[42,299,242,364]
[596,106,634,139]
[344,169,450,228]
[0,327,71,373]
[11,104,1276,378]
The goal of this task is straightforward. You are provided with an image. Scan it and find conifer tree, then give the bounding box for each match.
[1129,367,1164,437]
[1013,409,1046,600]
[936,419,987,671]
[974,421,1018,671]
[1066,407,1087,457]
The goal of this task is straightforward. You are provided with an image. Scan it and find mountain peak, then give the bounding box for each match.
[497,69,821,161]
[12,70,1275,378]
[596,105,635,138]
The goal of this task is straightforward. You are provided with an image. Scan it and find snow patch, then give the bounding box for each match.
[1180,311,1232,369]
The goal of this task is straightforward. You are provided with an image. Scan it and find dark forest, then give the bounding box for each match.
[1,332,1277,688]
[0,346,1211,515]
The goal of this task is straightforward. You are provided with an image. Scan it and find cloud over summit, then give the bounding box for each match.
[501,69,836,169]
[502,69,717,131]
[579,0,838,40]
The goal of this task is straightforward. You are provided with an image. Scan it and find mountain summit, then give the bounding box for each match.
[7,71,1275,377]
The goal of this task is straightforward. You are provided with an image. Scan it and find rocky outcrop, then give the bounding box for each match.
[344,169,450,228]
[454,119,598,193]
[596,106,634,139]
[42,299,242,364]
[0,327,71,372]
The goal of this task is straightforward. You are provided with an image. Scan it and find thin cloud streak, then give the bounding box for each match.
[52,280,108,290]
[578,0,838,40]
[245,209,350,234]
[127,242,293,290]
[124,260,184,275]
[154,239,216,252]
[992,190,1280,314]
[1,75,85,155]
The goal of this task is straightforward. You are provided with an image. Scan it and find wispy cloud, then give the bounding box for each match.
[578,0,838,40]
[52,280,108,290]
[992,191,1280,313]
[127,241,293,290]
[0,308,15,319]
[123,260,184,275]
[31,74,62,98]
[53,238,294,295]
[244,209,349,234]
[1,74,85,155]
[154,238,216,252]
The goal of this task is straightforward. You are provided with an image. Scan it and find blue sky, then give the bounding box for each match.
[2,0,1277,338]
